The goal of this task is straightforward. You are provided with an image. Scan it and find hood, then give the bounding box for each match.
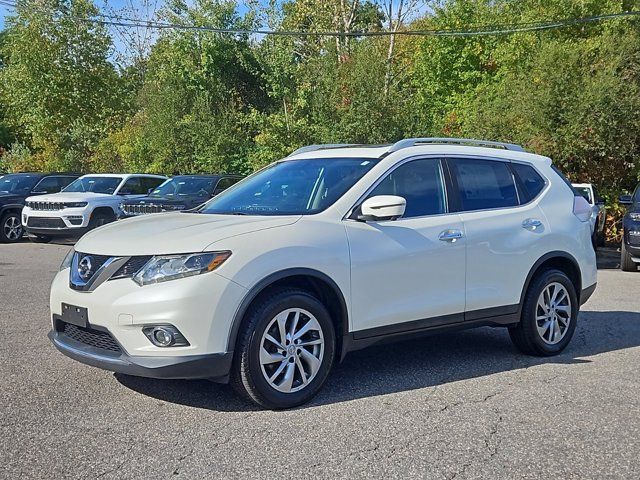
[25,192,111,203]
[75,212,302,256]
[122,195,205,208]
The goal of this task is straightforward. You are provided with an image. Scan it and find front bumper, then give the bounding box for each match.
[48,329,233,381]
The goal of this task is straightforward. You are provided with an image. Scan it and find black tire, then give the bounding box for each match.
[88,211,115,231]
[231,288,336,409]
[509,269,578,356]
[28,234,51,243]
[0,211,23,243]
[621,241,637,272]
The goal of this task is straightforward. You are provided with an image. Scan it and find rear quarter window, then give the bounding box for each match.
[511,163,546,203]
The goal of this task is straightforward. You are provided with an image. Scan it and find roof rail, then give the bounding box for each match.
[287,144,361,157]
[387,137,525,153]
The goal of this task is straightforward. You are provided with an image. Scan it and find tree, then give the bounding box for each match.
[0,0,125,171]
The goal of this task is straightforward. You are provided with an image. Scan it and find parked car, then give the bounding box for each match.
[119,174,242,218]
[572,183,606,248]
[48,138,597,409]
[619,185,640,272]
[0,172,79,243]
[22,173,166,242]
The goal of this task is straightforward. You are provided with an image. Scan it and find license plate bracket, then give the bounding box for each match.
[61,303,88,328]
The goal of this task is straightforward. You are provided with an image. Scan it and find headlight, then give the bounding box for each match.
[133,251,231,286]
[630,212,640,221]
[64,202,88,208]
[60,249,75,271]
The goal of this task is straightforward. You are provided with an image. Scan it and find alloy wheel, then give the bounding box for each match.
[535,282,572,345]
[259,308,325,393]
[3,215,22,241]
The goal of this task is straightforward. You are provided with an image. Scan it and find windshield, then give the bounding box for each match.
[63,176,122,194]
[200,158,378,215]
[573,186,593,204]
[0,174,40,194]
[151,177,217,198]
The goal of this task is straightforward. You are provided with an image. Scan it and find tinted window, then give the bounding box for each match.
[119,177,149,195]
[0,174,40,194]
[152,177,217,197]
[367,159,446,218]
[201,158,378,215]
[58,176,77,189]
[213,177,240,196]
[32,176,60,194]
[512,163,546,203]
[451,159,518,211]
[141,177,165,193]
[64,176,122,194]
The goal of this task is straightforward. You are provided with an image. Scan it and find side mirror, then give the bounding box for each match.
[359,195,406,221]
[619,195,633,205]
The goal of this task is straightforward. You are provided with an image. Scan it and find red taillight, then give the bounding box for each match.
[573,195,592,222]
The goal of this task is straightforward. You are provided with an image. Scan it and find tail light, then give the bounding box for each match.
[573,195,592,222]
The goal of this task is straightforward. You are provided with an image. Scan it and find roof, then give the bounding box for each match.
[287,143,551,164]
[77,173,166,178]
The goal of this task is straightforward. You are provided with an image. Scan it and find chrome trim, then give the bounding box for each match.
[388,137,524,153]
[70,254,131,292]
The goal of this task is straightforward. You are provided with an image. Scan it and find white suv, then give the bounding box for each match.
[23,173,166,242]
[48,139,597,409]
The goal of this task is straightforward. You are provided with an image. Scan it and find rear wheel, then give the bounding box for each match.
[0,212,23,243]
[509,269,578,356]
[231,288,336,409]
[621,241,637,272]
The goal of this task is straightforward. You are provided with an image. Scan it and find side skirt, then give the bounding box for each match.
[341,305,519,358]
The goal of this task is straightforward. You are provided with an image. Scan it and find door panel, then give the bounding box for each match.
[447,156,548,312]
[346,215,466,333]
[459,204,547,311]
[346,157,466,334]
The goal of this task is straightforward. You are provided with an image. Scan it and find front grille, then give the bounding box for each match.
[28,201,64,211]
[61,322,122,353]
[122,204,164,216]
[27,217,66,228]
[110,256,152,279]
[628,232,640,246]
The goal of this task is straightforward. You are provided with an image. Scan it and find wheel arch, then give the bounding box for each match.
[519,251,582,309]
[0,204,24,216]
[226,268,349,360]
[91,205,118,219]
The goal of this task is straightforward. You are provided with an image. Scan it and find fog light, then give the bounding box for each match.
[142,325,189,347]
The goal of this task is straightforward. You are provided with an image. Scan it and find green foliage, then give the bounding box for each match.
[0,0,638,212]
[0,0,126,172]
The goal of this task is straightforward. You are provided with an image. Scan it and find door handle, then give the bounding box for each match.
[522,218,543,231]
[439,229,464,242]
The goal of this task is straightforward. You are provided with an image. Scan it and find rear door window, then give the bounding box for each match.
[450,158,519,211]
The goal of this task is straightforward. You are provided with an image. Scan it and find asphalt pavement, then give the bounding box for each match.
[1,241,639,479]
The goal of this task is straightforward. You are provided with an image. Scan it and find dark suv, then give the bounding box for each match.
[620,185,640,271]
[0,173,79,243]
[119,174,241,218]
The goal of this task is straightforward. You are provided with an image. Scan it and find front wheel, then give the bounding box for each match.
[0,212,23,243]
[28,234,51,243]
[621,241,637,272]
[231,288,336,409]
[88,211,115,231]
[509,269,578,356]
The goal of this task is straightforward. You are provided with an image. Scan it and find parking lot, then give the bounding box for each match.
[0,241,638,479]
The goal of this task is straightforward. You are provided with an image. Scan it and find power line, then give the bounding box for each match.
[78,10,640,38]
[2,1,640,38]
